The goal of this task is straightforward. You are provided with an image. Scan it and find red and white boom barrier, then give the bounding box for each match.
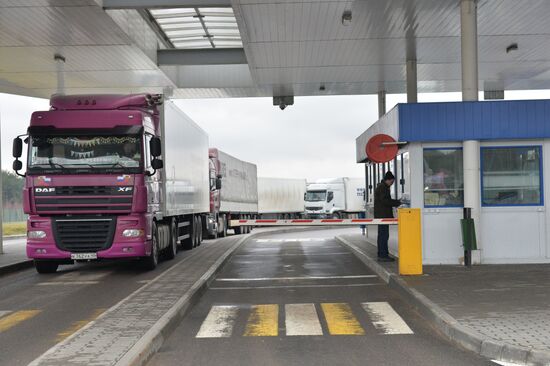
[230,218,398,227]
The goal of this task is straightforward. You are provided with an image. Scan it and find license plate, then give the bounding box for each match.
[71,253,97,260]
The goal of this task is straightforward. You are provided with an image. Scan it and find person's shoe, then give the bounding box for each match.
[377,257,395,262]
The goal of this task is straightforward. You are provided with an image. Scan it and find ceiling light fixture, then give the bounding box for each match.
[342,10,352,26]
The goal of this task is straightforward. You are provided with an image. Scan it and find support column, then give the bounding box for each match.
[55,54,66,95]
[461,0,481,263]
[406,59,418,103]
[377,90,386,118]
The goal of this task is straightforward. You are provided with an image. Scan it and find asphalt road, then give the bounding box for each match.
[0,234,224,366]
[148,229,501,366]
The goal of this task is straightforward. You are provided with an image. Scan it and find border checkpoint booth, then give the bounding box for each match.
[356,99,550,265]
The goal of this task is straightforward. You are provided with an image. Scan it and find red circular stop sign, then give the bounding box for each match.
[366,134,398,163]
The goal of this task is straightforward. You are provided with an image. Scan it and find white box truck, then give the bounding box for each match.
[208,148,258,237]
[304,177,365,219]
[258,177,306,219]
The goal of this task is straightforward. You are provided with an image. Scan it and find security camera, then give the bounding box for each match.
[273,96,294,110]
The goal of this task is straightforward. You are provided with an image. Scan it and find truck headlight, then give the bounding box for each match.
[28,230,46,239]
[122,229,144,238]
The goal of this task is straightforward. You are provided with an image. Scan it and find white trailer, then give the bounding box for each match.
[304,177,365,218]
[258,177,306,219]
[207,148,258,237]
[161,100,210,217]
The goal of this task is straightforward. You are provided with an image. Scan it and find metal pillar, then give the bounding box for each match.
[406,59,418,103]
[461,0,480,263]
[377,90,386,118]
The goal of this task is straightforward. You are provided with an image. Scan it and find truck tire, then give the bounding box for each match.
[219,215,227,238]
[234,218,242,235]
[141,222,159,270]
[197,216,203,246]
[193,216,200,248]
[34,261,59,274]
[165,219,177,260]
[181,217,193,250]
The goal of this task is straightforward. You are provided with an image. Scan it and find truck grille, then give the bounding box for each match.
[52,217,116,253]
[305,206,323,211]
[34,186,133,214]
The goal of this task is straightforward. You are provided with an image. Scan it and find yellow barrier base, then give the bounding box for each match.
[397,208,423,275]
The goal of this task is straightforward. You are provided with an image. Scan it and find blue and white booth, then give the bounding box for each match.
[356,99,550,265]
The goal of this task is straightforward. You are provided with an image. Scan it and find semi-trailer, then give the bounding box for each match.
[13,94,211,273]
[304,177,365,218]
[257,177,306,219]
[207,148,258,237]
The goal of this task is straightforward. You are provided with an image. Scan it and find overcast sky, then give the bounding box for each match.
[1,90,550,181]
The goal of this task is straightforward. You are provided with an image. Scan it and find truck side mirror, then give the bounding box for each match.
[13,160,22,172]
[327,191,334,203]
[13,137,23,158]
[216,177,222,190]
[304,193,306,200]
[151,158,163,170]
[150,137,161,157]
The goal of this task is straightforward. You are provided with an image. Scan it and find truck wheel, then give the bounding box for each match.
[193,216,200,248]
[219,215,227,238]
[332,213,341,219]
[233,216,246,235]
[141,222,159,270]
[181,217,193,250]
[197,217,203,246]
[34,261,58,274]
[165,219,177,260]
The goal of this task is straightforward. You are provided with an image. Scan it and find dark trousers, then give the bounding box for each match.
[377,224,389,258]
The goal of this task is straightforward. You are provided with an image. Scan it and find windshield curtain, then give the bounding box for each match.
[305,190,327,202]
[28,135,142,173]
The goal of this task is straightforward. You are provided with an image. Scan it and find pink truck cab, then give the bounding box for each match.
[13,94,210,273]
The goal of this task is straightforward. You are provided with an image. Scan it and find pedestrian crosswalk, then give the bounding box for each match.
[195,302,413,338]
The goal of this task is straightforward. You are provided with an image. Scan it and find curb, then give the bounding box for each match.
[2,234,27,240]
[0,259,33,276]
[335,235,550,366]
[118,226,331,366]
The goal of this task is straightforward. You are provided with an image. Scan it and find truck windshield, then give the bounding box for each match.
[27,135,142,173]
[305,190,327,202]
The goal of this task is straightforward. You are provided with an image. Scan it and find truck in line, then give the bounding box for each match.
[13,94,212,273]
[257,177,306,219]
[208,148,258,237]
[304,177,365,219]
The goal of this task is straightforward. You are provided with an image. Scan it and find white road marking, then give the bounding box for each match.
[37,281,100,286]
[492,361,526,366]
[234,252,352,257]
[216,275,377,282]
[285,304,323,336]
[0,311,11,318]
[210,283,382,290]
[255,238,327,243]
[196,305,239,338]
[361,302,413,335]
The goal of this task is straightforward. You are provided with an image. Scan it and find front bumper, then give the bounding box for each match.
[26,214,152,260]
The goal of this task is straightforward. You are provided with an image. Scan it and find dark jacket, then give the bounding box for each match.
[374,181,401,218]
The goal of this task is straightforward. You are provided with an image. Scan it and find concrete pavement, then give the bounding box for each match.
[337,233,550,366]
[148,229,499,366]
[0,237,31,275]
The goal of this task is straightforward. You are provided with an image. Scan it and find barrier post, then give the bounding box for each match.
[397,208,422,275]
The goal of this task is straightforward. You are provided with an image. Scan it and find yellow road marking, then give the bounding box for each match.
[0,310,41,333]
[244,304,279,336]
[56,308,106,342]
[321,303,365,335]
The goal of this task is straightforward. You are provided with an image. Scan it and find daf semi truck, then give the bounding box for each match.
[13,94,210,273]
[304,177,365,218]
[207,148,258,237]
[258,177,306,219]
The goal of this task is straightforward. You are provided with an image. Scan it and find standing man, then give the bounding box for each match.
[374,171,401,262]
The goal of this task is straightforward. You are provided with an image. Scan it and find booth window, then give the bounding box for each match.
[423,148,464,207]
[481,146,543,206]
